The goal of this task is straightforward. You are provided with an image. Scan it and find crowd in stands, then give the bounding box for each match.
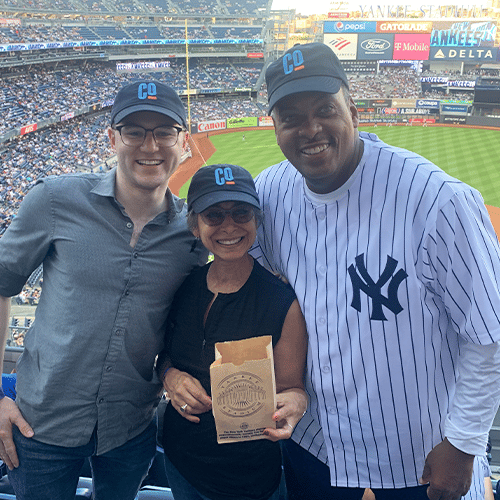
[0,0,269,16]
[0,61,264,134]
[0,22,263,44]
[2,62,492,136]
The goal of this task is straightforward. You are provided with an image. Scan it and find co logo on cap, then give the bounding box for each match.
[215,167,235,185]
[283,50,304,75]
[138,82,157,100]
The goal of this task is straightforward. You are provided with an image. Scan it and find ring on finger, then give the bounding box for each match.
[286,423,293,431]
[180,403,188,413]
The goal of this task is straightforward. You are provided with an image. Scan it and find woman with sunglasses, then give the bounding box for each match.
[156,164,308,500]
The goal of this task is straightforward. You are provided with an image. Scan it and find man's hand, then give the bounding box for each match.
[0,396,33,469]
[419,438,475,500]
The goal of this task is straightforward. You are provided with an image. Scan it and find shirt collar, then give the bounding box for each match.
[90,167,186,222]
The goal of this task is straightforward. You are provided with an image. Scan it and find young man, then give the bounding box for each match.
[0,80,207,500]
[252,42,500,500]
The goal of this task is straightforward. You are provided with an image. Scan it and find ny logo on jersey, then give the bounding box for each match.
[348,253,408,321]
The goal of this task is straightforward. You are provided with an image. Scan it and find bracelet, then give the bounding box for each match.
[161,366,171,381]
[0,387,5,400]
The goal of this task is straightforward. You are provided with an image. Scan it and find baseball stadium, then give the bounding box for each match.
[1,0,500,497]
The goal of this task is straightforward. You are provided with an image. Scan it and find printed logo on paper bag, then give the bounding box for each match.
[216,372,267,417]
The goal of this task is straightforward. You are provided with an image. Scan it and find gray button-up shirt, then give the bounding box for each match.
[0,168,206,454]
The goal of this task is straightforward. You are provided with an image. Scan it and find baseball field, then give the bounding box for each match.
[177,126,500,208]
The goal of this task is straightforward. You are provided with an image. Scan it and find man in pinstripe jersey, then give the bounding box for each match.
[251,42,500,500]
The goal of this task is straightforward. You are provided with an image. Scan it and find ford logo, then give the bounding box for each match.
[361,39,391,51]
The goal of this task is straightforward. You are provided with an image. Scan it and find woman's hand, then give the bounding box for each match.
[163,367,212,423]
[263,388,308,442]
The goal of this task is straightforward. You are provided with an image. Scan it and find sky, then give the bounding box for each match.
[270,0,458,17]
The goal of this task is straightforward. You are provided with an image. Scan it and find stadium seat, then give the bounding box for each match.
[136,486,175,499]
[75,477,93,499]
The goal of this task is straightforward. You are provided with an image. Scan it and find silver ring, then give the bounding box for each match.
[180,403,188,413]
[286,423,293,431]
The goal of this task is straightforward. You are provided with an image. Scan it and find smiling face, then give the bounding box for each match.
[272,89,363,194]
[109,110,188,196]
[192,201,257,264]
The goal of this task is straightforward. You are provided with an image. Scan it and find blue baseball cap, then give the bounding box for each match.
[266,42,349,114]
[110,80,187,128]
[187,164,261,213]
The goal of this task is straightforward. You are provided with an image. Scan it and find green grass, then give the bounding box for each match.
[179,126,500,207]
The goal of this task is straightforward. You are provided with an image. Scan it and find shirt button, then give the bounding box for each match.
[321,366,331,373]
[327,407,336,415]
[106,366,112,372]
[318,317,326,325]
[126,222,133,228]
[133,252,139,258]
[318,212,326,220]
[125,290,130,296]
[319,266,326,274]
[115,328,123,336]
[98,398,104,404]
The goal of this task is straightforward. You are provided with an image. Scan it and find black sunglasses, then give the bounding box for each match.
[200,205,255,227]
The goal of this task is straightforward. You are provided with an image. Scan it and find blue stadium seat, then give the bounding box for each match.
[136,486,175,499]
[75,477,93,499]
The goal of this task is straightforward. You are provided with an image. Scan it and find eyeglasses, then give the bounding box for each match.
[113,124,184,147]
[200,205,255,227]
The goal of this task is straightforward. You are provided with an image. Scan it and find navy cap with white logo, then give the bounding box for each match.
[187,164,261,214]
[266,42,349,114]
[110,80,187,128]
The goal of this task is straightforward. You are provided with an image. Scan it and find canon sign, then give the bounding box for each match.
[198,120,226,132]
[361,39,391,51]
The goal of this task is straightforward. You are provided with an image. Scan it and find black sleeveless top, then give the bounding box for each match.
[162,260,296,500]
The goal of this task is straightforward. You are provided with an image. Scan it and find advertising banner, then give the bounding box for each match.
[61,112,75,122]
[227,117,258,129]
[380,108,400,114]
[393,34,430,60]
[198,120,227,133]
[421,76,448,83]
[430,21,496,47]
[448,80,475,88]
[324,21,376,33]
[0,18,20,26]
[416,99,440,108]
[328,12,350,19]
[357,34,393,60]
[324,34,358,60]
[441,104,469,113]
[258,116,274,127]
[355,100,370,107]
[398,108,431,115]
[442,116,467,124]
[247,53,263,58]
[371,99,392,107]
[377,21,432,34]
[392,99,417,107]
[20,123,37,135]
[430,46,497,61]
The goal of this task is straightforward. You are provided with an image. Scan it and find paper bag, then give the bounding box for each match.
[210,335,277,444]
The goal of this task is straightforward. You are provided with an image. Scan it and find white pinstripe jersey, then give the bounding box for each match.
[463,455,490,500]
[252,132,500,489]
